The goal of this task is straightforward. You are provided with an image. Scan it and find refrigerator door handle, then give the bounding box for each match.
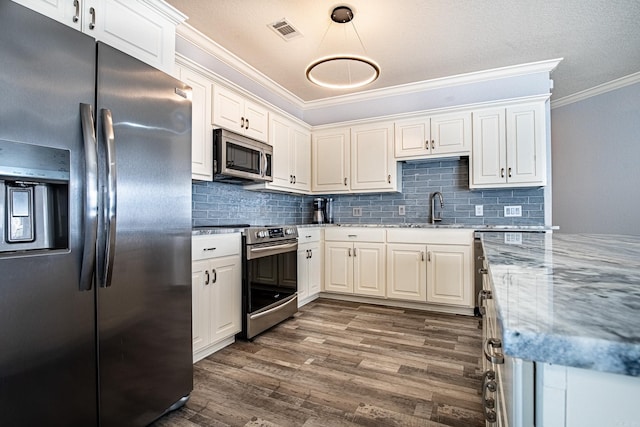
[100,108,117,288]
[79,103,98,291]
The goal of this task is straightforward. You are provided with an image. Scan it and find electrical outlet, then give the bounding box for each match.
[353,207,362,217]
[504,206,522,217]
[475,205,483,216]
[504,232,523,244]
[398,205,406,216]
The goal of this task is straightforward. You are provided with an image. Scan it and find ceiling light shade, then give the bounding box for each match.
[306,6,380,90]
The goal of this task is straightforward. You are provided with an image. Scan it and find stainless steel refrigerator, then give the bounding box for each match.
[0,3,193,426]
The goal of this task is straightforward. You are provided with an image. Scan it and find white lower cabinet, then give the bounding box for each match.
[191,233,241,362]
[297,228,322,307]
[386,229,474,308]
[323,228,386,297]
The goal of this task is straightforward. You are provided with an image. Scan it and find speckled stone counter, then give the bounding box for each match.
[303,223,557,230]
[192,227,245,236]
[481,232,640,376]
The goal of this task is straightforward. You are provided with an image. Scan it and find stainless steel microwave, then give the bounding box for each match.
[213,128,273,183]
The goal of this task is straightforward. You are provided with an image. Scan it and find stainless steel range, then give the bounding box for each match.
[239,225,299,339]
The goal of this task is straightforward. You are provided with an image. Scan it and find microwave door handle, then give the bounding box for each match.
[79,103,98,292]
[100,109,117,288]
[261,152,266,177]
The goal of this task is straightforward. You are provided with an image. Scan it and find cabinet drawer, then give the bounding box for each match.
[192,233,241,261]
[298,228,322,243]
[324,227,385,242]
[386,228,473,245]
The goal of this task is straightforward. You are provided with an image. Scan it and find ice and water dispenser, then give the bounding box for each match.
[0,139,70,253]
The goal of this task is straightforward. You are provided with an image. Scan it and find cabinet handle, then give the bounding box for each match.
[89,7,96,30]
[204,270,210,285]
[73,0,80,23]
[484,338,505,365]
[477,289,492,316]
[425,140,429,149]
[293,175,296,184]
[203,247,217,252]
[347,234,357,238]
[421,251,424,261]
[427,251,431,262]
[482,370,498,423]
[240,117,245,128]
[309,249,313,259]
[431,140,435,150]
[508,167,512,178]
[387,174,391,184]
[245,118,249,130]
[212,269,217,284]
[348,248,352,257]
[500,168,505,178]
[289,174,293,184]
[353,248,357,257]
[479,267,488,274]
[344,177,347,186]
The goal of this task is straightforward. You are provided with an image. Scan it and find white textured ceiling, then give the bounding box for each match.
[166,0,640,103]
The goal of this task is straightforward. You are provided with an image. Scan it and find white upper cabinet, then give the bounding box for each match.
[175,64,213,181]
[312,122,399,194]
[395,111,471,159]
[312,127,350,193]
[13,0,185,74]
[471,101,546,188]
[350,122,397,192]
[267,114,311,193]
[212,85,268,143]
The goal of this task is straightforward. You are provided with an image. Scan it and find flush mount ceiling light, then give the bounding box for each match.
[306,5,380,90]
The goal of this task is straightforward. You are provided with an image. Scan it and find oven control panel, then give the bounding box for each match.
[245,225,298,244]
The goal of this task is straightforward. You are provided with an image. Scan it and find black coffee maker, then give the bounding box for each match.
[312,197,333,224]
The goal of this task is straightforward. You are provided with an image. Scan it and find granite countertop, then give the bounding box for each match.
[481,232,640,376]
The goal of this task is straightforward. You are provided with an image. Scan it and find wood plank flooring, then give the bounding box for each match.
[152,298,485,427]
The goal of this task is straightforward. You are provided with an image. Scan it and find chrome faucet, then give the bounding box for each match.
[430,191,444,224]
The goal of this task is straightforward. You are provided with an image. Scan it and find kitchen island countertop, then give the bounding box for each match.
[481,232,640,376]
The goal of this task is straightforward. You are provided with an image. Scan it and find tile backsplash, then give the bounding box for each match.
[192,157,544,227]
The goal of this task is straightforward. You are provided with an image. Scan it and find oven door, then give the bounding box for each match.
[243,239,298,339]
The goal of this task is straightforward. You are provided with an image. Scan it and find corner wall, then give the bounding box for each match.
[551,82,640,235]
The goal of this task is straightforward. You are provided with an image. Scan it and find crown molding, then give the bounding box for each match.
[176,23,561,112]
[139,0,187,24]
[303,58,563,109]
[176,23,306,109]
[551,71,640,109]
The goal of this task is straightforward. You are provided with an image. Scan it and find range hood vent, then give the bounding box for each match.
[269,18,302,41]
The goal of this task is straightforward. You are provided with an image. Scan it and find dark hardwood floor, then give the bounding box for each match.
[153,298,485,427]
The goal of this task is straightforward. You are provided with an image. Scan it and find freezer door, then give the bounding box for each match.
[95,43,193,427]
[0,3,98,426]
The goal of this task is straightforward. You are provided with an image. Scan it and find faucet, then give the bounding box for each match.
[430,191,444,224]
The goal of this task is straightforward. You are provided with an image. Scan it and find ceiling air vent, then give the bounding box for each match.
[269,18,302,41]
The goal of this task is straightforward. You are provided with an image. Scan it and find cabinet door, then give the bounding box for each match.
[12,0,81,30]
[350,122,395,191]
[386,244,427,302]
[212,85,244,131]
[191,259,210,352]
[431,112,471,155]
[210,256,241,342]
[307,243,322,296]
[297,247,309,304]
[292,126,311,191]
[243,99,268,142]
[269,115,293,188]
[312,128,350,193]
[179,66,213,181]
[86,0,177,73]
[324,242,353,293]
[426,244,472,306]
[394,117,430,158]
[471,108,507,187]
[506,103,546,185]
[353,243,386,297]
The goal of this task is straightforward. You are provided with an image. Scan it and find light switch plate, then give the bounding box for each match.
[398,205,406,216]
[475,205,483,216]
[353,207,362,217]
[504,206,522,217]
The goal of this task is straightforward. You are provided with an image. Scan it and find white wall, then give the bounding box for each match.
[551,82,640,235]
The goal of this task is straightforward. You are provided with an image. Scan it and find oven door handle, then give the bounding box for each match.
[249,293,298,320]
[247,241,298,259]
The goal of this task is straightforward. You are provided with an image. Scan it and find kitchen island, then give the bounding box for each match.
[481,232,640,426]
